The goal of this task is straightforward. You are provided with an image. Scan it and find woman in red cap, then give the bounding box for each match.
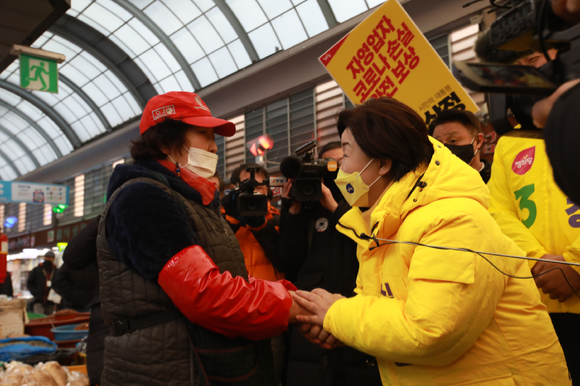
[96,92,305,386]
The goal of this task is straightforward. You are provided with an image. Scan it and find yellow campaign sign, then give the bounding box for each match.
[319,0,478,126]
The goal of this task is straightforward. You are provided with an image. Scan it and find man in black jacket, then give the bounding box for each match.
[279,142,381,386]
[62,215,107,386]
[53,261,99,312]
[27,251,56,315]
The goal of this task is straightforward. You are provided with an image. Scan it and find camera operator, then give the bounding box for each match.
[278,141,381,386]
[528,0,580,205]
[222,163,286,386]
[223,163,284,281]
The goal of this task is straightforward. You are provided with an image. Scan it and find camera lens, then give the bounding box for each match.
[247,200,258,210]
[300,182,316,198]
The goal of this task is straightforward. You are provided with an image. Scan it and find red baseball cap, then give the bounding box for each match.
[139,91,235,137]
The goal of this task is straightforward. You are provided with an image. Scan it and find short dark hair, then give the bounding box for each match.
[319,141,341,159]
[130,118,191,161]
[230,163,269,185]
[213,171,225,194]
[428,110,481,137]
[337,97,433,182]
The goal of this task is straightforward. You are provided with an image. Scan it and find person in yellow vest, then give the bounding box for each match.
[223,163,286,386]
[487,131,580,383]
[293,97,571,385]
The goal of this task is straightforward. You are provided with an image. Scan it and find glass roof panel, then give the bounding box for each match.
[297,0,329,37]
[271,9,308,49]
[174,70,193,91]
[192,58,219,87]
[328,0,368,23]
[227,39,252,69]
[192,0,214,12]
[209,47,238,78]
[162,0,201,25]
[143,1,183,36]
[113,24,153,58]
[0,166,17,181]
[249,23,281,59]
[157,75,180,93]
[206,7,237,44]
[54,136,74,154]
[139,49,172,81]
[257,0,293,19]
[188,16,224,54]
[226,0,268,32]
[171,27,206,64]
[79,2,127,34]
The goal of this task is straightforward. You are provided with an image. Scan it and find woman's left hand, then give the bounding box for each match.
[292,289,345,326]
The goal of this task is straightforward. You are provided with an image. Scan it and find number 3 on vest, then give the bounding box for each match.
[514,184,537,229]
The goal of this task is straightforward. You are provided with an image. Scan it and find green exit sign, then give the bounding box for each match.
[20,54,59,93]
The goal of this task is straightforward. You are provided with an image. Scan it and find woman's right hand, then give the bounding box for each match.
[282,180,301,214]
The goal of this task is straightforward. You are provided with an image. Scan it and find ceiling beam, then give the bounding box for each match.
[0,99,63,157]
[50,15,157,108]
[60,74,112,133]
[316,0,338,28]
[112,0,201,90]
[0,80,82,149]
[0,148,21,178]
[0,124,40,167]
[214,0,260,63]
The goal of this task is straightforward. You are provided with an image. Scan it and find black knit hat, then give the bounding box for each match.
[44,251,55,258]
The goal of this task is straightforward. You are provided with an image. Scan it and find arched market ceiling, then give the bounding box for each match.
[0,0,389,181]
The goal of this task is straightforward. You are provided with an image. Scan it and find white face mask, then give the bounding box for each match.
[182,146,218,179]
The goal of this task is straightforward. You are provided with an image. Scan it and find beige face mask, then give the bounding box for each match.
[182,146,218,179]
[334,158,382,207]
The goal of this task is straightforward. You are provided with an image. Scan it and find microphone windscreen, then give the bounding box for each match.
[474,29,533,64]
[280,156,302,179]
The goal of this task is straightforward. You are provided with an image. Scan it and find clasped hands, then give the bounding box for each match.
[288,288,346,349]
[531,254,580,303]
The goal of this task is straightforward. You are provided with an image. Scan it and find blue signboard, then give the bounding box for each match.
[0,180,68,205]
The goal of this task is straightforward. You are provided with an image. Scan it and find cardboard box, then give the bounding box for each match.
[0,298,26,339]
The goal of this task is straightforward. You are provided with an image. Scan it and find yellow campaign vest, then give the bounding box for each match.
[488,131,580,314]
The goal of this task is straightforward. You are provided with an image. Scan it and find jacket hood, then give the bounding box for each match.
[107,159,221,211]
[339,138,489,241]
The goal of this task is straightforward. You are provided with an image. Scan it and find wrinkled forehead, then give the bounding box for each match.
[432,121,472,138]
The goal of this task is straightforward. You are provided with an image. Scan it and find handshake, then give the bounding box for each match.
[288,288,346,350]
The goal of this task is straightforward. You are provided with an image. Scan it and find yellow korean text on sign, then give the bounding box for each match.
[319,0,478,126]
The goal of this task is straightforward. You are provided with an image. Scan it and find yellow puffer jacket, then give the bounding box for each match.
[488,131,580,314]
[324,138,570,385]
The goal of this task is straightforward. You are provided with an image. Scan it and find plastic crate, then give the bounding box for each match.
[50,325,89,342]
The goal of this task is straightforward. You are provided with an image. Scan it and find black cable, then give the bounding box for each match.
[337,221,580,300]
[538,0,553,64]
[374,239,580,301]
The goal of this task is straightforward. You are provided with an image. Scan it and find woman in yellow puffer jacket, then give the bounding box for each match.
[293,97,571,385]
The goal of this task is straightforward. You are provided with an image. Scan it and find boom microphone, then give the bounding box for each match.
[280,155,302,179]
[474,29,533,64]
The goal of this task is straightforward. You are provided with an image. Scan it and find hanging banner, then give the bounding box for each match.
[0,181,68,205]
[319,0,478,125]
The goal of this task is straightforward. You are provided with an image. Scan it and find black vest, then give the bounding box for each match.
[97,177,275,386]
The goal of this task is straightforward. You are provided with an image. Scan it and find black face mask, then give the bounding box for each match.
[445,139,477,165]
[43,261,53,270]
